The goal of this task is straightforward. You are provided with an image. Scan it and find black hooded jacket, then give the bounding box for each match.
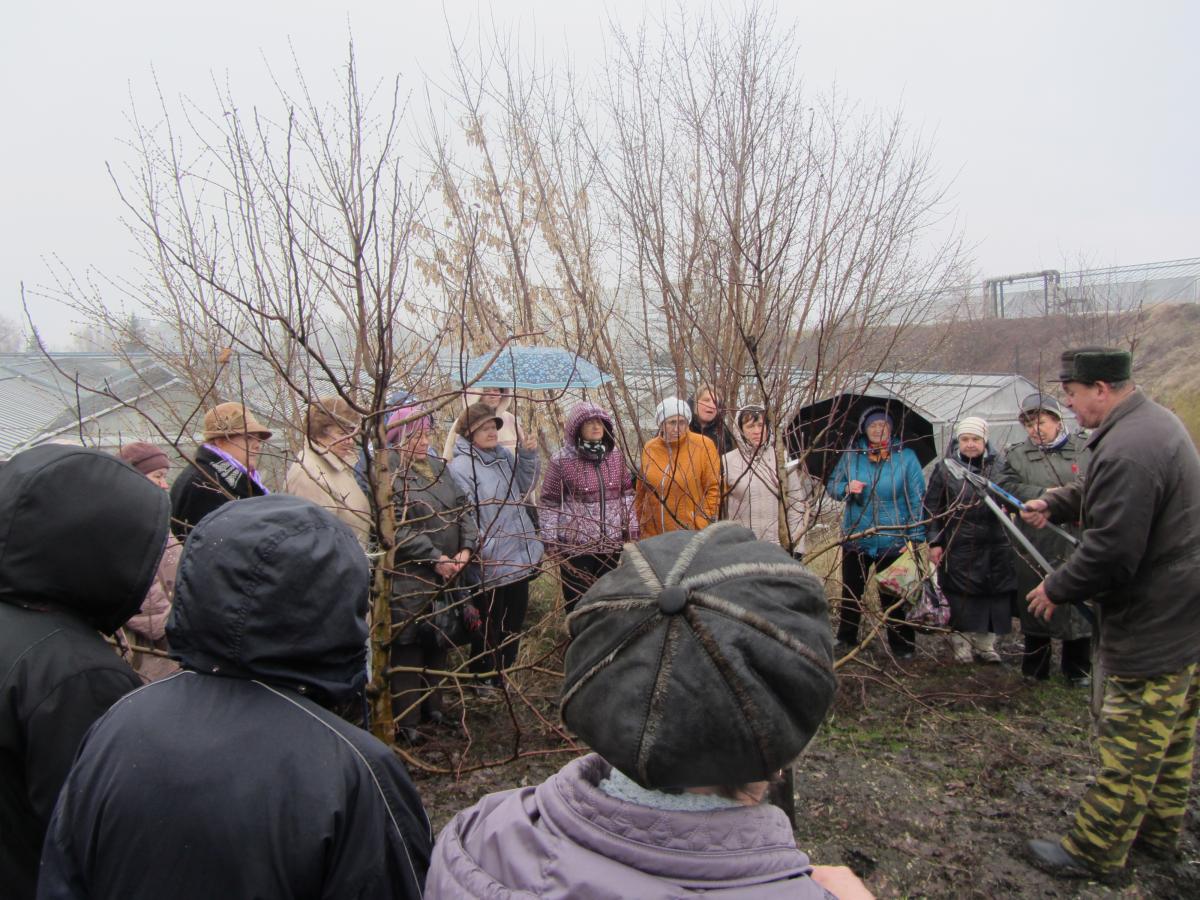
[38,494,432,900]
[923,442,1017,599]
[0,446,167,900]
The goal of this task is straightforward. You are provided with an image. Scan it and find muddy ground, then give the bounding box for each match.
[401,586,1198,899]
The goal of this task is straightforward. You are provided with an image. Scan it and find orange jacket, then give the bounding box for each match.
[635,431,721,537]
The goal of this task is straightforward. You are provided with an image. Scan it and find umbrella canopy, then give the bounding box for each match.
[459,346,613,391]
[787,393,937,483]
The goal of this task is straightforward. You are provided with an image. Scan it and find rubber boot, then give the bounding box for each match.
[973,632,1002,663]
[950,632,973,663]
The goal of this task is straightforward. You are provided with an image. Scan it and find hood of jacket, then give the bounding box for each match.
[167,494,369,706]
[428,753,822,899]
[729,405,773,458]
[564,402,616,454]
[0,444,169,634]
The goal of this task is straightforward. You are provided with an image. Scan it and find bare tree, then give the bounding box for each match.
[27,5,965,770]
[427,5,961,542]
[35,42,456,746]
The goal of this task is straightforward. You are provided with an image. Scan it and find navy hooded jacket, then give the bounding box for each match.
[38,494,432,900]
[0,446,165,900]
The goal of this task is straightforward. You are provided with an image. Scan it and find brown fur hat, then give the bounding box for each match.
[454,401,504,439]
[561,522,836,789]
[202,402,272,441]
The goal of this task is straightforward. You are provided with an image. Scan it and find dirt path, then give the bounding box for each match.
[802,641,1197,898]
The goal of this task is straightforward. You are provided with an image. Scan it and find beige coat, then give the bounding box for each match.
[722,441,811,552]
[285,442,372,547]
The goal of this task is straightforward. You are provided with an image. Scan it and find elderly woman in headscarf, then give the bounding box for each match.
[423,524,872,899]
[634,397,722,538]
[996,394,1092,684]
[826,407,927,658]
[722,405,811,559]
[923,417,1017,664]
[385,405,478,745]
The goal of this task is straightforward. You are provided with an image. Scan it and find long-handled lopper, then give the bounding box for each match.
[943,458,1059,576]
[943,457,1079,548]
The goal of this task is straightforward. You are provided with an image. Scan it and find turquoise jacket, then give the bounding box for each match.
[826,438,927,557]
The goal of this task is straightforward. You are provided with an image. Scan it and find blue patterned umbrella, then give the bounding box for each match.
[459,346,613,390]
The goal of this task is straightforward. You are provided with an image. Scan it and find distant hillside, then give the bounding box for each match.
[825,303,1200,442]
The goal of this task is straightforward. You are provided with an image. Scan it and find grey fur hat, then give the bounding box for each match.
[561,522,836,790]
[1050,346,1132,384]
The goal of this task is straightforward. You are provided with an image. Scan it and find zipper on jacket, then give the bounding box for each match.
[595,457,607,542]
[657,442,675,533]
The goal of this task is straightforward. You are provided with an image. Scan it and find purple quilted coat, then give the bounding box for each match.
[425,754,831,899]
[538,403,638,555]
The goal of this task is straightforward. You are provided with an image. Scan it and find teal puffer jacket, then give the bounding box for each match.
[826,438,927,557]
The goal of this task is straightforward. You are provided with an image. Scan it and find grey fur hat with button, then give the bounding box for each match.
[561,522,836,790]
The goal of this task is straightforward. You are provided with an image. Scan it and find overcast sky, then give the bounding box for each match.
[3,1,1196,345]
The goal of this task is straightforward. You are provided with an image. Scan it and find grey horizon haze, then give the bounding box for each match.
[2,0,1197,346]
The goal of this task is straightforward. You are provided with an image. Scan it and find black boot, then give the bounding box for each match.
[1025,839,1121,883]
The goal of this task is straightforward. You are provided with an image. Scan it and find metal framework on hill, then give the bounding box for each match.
[981,257,1200,319]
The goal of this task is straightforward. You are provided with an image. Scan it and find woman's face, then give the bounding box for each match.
[740,416,765,447]
[320,423,360,462]
[1023,412,1062,445]
[402,424,430,456]
[696,390,719,425]
[470,419,500,450]
[481,388,503,409]
[958,433,986,459]
[146,467,170,490]
[865,420,891,445]
[661,415,689,442]
[580,418,605,441]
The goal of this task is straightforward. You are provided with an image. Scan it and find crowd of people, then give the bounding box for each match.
[120,383,1102,690]
[2,345,1198,896]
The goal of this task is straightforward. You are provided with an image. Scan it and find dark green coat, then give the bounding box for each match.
[1039,392,1200,679]
[995,432,1092,641]
[388,453,478,646]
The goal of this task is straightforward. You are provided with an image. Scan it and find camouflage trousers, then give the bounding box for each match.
[1062,662,1200,872]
